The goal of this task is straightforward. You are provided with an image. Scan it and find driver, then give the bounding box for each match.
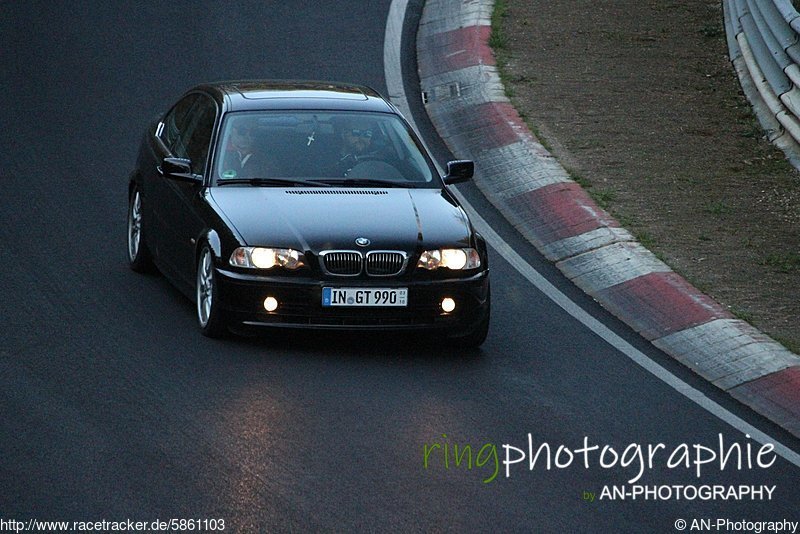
[329,117,386,176]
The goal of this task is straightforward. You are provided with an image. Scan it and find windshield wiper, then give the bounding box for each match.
[324,178,412,188]
[217,177,331,187]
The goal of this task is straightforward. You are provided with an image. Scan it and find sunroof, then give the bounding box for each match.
[232,82,368,101]
[241,89,368,100]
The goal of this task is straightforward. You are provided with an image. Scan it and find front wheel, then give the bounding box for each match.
[127,186,154,273]
[196,246,228,338]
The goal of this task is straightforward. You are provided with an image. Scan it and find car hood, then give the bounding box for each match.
[208,187,472,252]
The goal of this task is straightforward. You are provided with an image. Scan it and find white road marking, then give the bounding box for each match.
[383,0,800,466]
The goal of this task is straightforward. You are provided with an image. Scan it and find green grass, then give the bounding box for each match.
[739,120,764,139]
[775,336,800,355]
[760,252,800,273]
[729,306,755,323]
[614,212,636,227]
[489,0,509,50]
[491,0,513,100]
[571,173,592,189]
[700,23,722,39]
[527,121,555,154]
[503,84,515,98]
[591,189,616,209]
[703,200,732,216]
[635,231,656,249]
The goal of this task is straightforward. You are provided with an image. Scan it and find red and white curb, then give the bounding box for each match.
[417,0,800,437]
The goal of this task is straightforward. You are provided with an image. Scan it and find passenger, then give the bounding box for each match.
[220,118,281,179]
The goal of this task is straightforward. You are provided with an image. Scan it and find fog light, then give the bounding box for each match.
[441,297,456,313]
[263,296,279,312]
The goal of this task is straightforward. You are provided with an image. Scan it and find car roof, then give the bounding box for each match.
[193,80,396,113]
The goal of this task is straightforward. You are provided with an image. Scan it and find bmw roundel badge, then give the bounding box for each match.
[355,237,370,247]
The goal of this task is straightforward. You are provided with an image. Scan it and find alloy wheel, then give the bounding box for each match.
[197,248,214,327]
[127,191,142,262]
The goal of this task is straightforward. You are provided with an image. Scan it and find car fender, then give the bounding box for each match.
[196,229,223,265]
[128,171,140,198]
[473,230,489,269]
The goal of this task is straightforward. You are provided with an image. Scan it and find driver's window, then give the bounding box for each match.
[159,94,198,152]
[180,97,216,174]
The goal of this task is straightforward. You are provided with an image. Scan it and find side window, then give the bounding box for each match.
[158,94,199,152]
[180,97,217,175]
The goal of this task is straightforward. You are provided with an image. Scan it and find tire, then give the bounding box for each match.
[450,310,490,348]
[196,245,228,338]
[127,186,155,273]
[448,285,490,348]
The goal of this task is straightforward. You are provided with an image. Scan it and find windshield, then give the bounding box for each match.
[215,111,439,186]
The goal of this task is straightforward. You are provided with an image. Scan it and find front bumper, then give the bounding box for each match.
[215,266,489,333]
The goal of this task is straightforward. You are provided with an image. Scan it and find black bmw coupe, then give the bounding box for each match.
[127,81,490,345]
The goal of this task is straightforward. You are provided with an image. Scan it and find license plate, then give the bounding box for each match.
[322,287,408,307]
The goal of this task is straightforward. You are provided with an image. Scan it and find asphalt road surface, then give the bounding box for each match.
[1,1,798,531]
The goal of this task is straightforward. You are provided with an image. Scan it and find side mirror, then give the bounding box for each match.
[161,157,201,184]
[443,160,474,185]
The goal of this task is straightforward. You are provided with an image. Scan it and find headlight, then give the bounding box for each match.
[229,247,306,270]
[417,248,481,270]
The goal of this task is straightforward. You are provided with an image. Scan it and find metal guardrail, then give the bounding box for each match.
[724,0,800,165]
